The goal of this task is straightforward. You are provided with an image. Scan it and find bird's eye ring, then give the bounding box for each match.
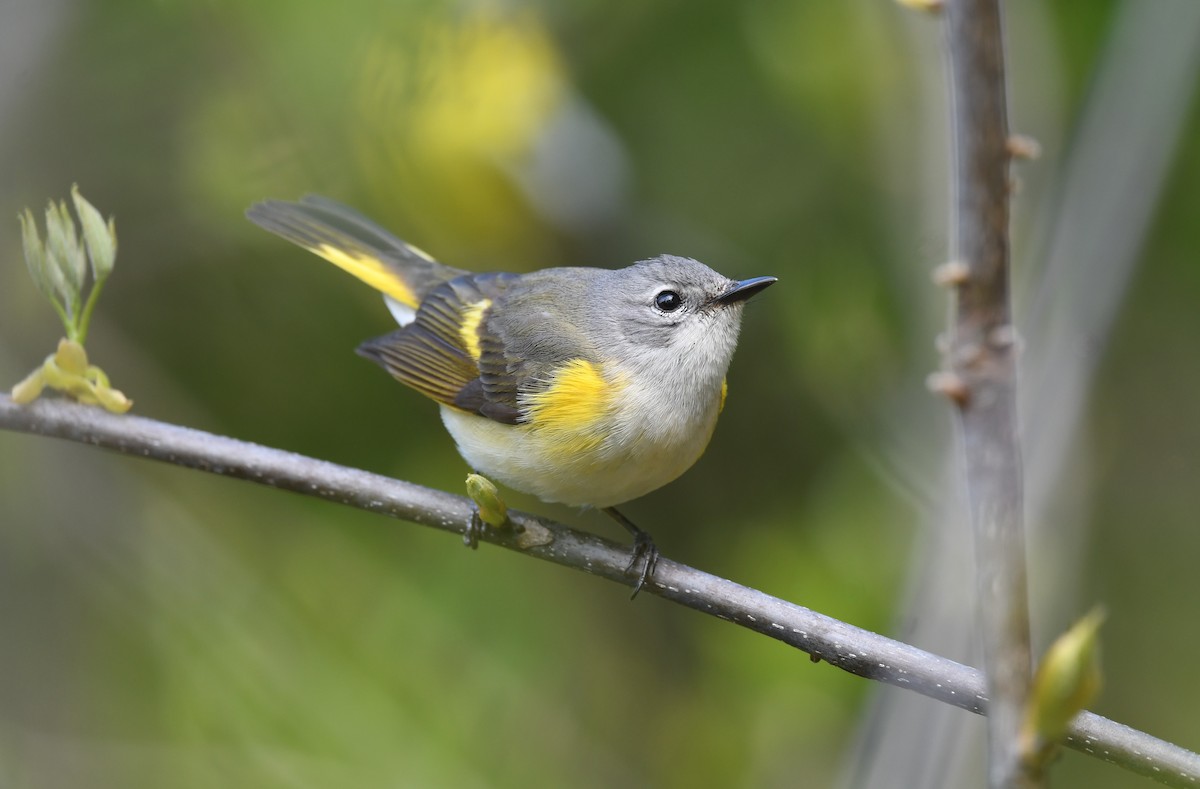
[654,290,683,312]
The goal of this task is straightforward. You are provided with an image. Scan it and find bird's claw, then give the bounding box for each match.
[624,531,659,599]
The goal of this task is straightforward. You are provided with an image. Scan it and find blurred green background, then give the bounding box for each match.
[1,1,1198,787]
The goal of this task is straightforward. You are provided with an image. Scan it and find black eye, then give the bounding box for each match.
[654,290,683,312]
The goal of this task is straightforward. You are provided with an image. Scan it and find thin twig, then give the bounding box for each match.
[1,394,1198,786]
[853,5,1200,787]
[941,2,1036,786]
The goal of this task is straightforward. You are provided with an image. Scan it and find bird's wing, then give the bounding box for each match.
[357,273,520,424]
[358,271,605,427]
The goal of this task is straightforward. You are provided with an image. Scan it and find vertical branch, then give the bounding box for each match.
[940,1,1035,787]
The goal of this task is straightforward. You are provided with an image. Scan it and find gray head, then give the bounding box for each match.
[602,254,773,344]
[591,254,775,396]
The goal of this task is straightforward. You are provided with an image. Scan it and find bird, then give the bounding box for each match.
[247,195,775,595]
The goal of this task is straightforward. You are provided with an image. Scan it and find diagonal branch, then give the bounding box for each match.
[2,393,1199,787]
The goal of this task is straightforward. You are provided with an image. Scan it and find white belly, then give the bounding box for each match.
[439,397,720,508]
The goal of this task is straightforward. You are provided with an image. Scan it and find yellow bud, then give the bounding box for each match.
[1022,607,1106,761]
[85,365,111,388]
[466,473,509,527]
[54,338,89,376]
[41,353,74,389]
[94,384,133,414]
[10,368,47,404]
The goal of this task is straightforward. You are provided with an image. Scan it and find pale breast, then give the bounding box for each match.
[439,389,721,508]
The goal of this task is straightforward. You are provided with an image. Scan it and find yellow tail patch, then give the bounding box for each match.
[311,243,419,308]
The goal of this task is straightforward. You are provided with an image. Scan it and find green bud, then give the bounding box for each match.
[71,185,117,281]
[466,473,509,527]
[1022,607,1106,760]
[44,200,86,316]
[12,190,130,411]
[19,208,56,305]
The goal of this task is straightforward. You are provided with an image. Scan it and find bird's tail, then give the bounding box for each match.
[246,195,466,312]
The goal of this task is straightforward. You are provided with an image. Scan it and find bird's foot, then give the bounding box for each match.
[624,530,660,599]
[602,507,660,599]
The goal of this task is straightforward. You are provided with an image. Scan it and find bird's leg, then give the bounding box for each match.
[601,507,660,599]
[464,510,483,549]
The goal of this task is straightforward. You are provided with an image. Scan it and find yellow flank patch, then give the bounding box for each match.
[524,359,620,452]
[719,378,728,414]
[459,298,492,360]
[312,243,418,307]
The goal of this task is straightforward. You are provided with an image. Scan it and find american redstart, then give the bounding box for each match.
[246,195,775,594]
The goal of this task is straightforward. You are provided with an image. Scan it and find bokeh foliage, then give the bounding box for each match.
[1,1,1197,787]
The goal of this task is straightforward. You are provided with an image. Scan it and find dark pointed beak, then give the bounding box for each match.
[715,276,777,305]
